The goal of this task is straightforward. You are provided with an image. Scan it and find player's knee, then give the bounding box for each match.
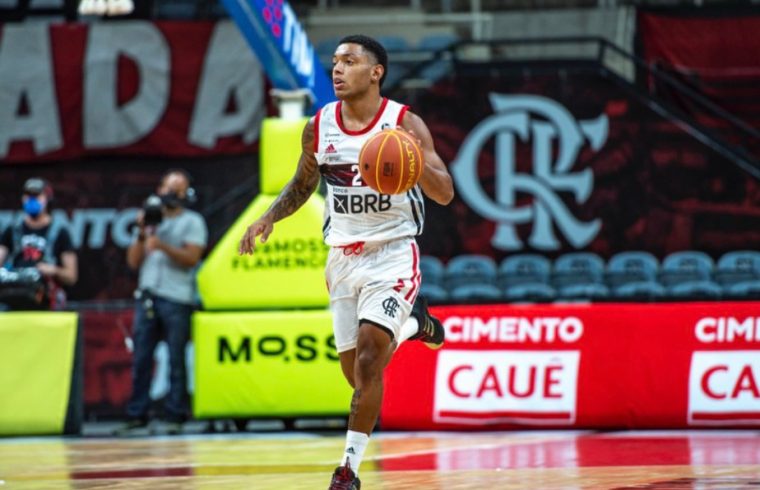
[355,348,383,383]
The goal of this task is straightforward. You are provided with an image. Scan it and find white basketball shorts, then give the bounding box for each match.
[326,237,421,353]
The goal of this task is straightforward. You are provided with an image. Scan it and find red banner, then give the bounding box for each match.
[381,302,760,429]
[637,10,760,148]
[638,11,760,72]
[0,21,264,163]
[82,309,134,415]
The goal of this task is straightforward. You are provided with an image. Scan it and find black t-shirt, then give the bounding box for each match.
[0,222,75,269]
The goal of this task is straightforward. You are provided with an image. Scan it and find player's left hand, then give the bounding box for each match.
[396,125,422,147]
[239,217,274,255]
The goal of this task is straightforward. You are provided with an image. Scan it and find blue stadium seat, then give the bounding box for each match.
[315,38,339,70]
[552,253,605,288]
[498,254,551,288]
[613,281,666,301]
[205,0,228,18]
[659,251,714,287]
[667,280,722,300]
[376,36,409,52]
[605,251,659,287]
[417,34,458,51]
[723,280,760,299]
[156,0,196,19]
[419,283,448,305]
[504,283,556,303]
[316,38,342,58]
[714,251,760,286]
[449,284,502,304]
[420,60,452,83]
[383,62,411,89]
[556,283,609,301]
[445,255,497,290]
[419,255,445,287]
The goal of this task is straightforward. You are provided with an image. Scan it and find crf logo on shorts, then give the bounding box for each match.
[382,297,400,318]
[333,194,392,214]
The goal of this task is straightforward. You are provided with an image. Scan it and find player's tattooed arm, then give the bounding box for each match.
[266,118,320,222]
[238,118,320,255]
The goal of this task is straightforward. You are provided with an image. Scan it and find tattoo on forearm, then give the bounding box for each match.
[266,121,319,222]
[348,389,362,428]
[268,174,317,221]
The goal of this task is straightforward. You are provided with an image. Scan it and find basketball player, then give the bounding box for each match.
[239,34,454,489]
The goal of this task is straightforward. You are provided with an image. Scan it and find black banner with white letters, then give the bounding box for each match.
[0,156,257,301]
[408,68,760,261]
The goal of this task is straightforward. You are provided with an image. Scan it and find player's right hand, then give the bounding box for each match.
[238,217,274,255]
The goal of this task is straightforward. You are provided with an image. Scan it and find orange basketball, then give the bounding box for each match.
[358,129,424,195]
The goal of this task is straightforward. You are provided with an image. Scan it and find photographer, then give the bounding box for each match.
[0,178,77,310]
[124,169,207,433]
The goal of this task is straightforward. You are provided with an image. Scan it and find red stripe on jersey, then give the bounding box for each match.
[336,98,389,136]
[405,242,420,302]
[396,105,410,127]
[313,108,322,153]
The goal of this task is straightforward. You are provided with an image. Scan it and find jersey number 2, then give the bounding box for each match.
[351,165,362,187]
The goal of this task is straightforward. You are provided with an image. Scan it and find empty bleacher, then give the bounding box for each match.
[421,249,760,304]
[315,33,458,89]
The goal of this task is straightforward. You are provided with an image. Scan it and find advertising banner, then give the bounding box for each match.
[197,117,330,310]
[193,310,350,418]
[0,312,79,435]
[381,302,760,429]
[0,21,264,163]
[197,194,329,310]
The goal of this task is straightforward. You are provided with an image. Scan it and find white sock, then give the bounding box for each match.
[342,430,369,474]
[400,317,419,342]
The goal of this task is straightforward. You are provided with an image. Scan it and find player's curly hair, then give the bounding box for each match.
[338,34,389,87]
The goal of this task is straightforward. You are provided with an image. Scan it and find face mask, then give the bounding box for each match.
[160,191,184,209]
[23,196,43,218]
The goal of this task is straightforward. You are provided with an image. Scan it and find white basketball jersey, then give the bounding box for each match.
[315,98,425,247]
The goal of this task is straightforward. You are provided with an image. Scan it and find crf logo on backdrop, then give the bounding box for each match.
[434,350,580,425]
[689,352,760,425]
[451,94,608,251]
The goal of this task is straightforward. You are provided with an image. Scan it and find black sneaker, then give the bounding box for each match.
[162,413,186,435]
[157,420,181,435]
[328,462,361,489]
[113,417,149,436]
[409,295,445,350]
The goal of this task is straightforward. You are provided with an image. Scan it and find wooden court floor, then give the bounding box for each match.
[1,430,759,489]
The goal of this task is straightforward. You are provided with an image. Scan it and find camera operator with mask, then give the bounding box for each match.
[0,178,77,310]
[124,169,207,434]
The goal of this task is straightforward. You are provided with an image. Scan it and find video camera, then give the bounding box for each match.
[142,194,164,228]
[0,267,48,310]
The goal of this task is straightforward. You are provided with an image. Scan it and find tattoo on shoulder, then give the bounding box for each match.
[302,118,315,152]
